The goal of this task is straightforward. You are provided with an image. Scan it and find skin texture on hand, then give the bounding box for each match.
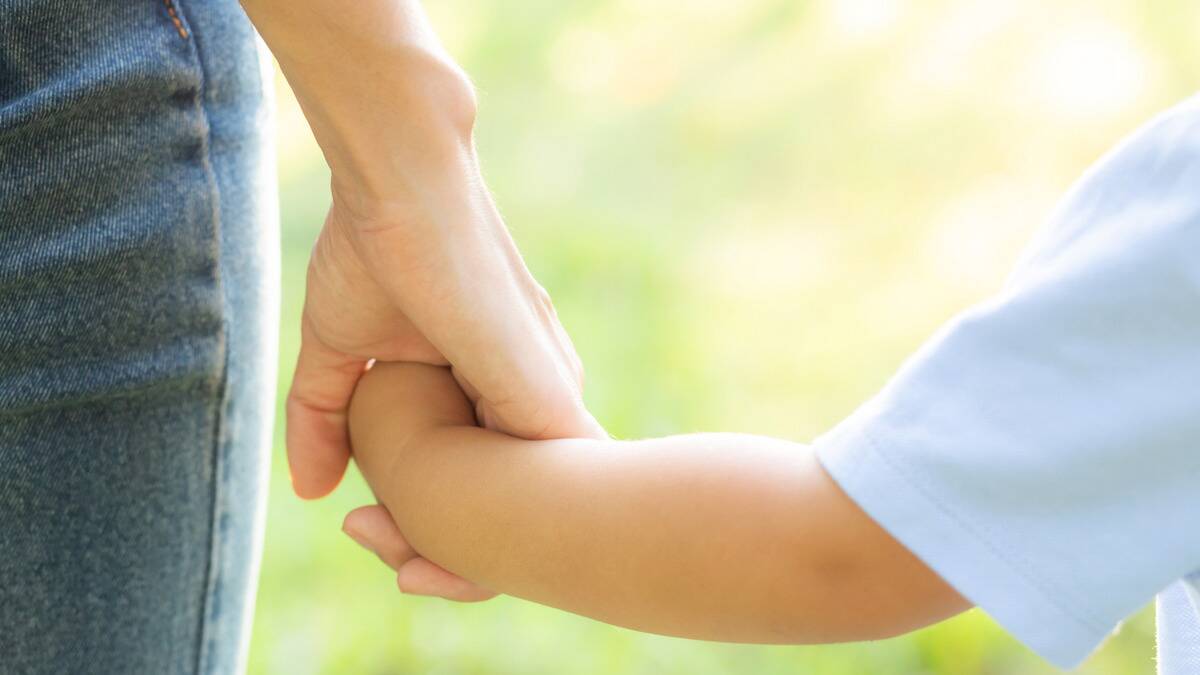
[346,362,970,641]
[288,197,604,500]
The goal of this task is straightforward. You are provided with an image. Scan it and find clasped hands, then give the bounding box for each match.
[270,0,965,633]
[288,178,605,603]
[283,66,605,602]
[262,8,608,601]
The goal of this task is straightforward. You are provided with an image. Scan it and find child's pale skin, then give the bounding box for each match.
[345,361,970,644]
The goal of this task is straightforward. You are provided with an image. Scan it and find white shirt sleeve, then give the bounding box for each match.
[813,94,1200,668]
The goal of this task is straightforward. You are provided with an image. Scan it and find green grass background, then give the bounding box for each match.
[247,0,1200,672]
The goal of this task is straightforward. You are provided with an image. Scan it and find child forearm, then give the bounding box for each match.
[349,363,968,643]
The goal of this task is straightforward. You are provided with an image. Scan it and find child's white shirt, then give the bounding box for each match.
[814,93,1200,672]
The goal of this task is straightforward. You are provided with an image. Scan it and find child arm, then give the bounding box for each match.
[348,362,968,644]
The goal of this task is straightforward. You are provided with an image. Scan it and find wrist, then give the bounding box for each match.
[329,155,508,256]
[249,0,479,203]
[303,50,480,203]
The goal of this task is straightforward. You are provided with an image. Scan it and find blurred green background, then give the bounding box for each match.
[247,0,1200,672]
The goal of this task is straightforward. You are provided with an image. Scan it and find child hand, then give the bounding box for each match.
[343,362,497,602]
[343,504,496,602]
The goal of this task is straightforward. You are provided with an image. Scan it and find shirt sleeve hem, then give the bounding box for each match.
[813,415,1113,669]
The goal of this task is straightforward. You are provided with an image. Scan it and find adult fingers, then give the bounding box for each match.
[285,317,366,499]
[353,221,604,442]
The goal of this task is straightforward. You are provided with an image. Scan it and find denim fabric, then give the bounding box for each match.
[0,1,279,673]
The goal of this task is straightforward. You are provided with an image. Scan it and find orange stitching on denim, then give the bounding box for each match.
[163,0,189,40]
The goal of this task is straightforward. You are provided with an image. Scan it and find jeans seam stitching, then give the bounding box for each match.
[162,0,189,40]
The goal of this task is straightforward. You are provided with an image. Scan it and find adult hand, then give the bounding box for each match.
[290,137,605,602]
[241,0,605,500]
[289,179,605,498]
[244,0,604,598]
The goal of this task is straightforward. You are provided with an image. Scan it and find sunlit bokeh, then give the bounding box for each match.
[248,0,1200,672]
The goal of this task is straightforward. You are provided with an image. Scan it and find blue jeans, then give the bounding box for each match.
[0,1,278,672]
